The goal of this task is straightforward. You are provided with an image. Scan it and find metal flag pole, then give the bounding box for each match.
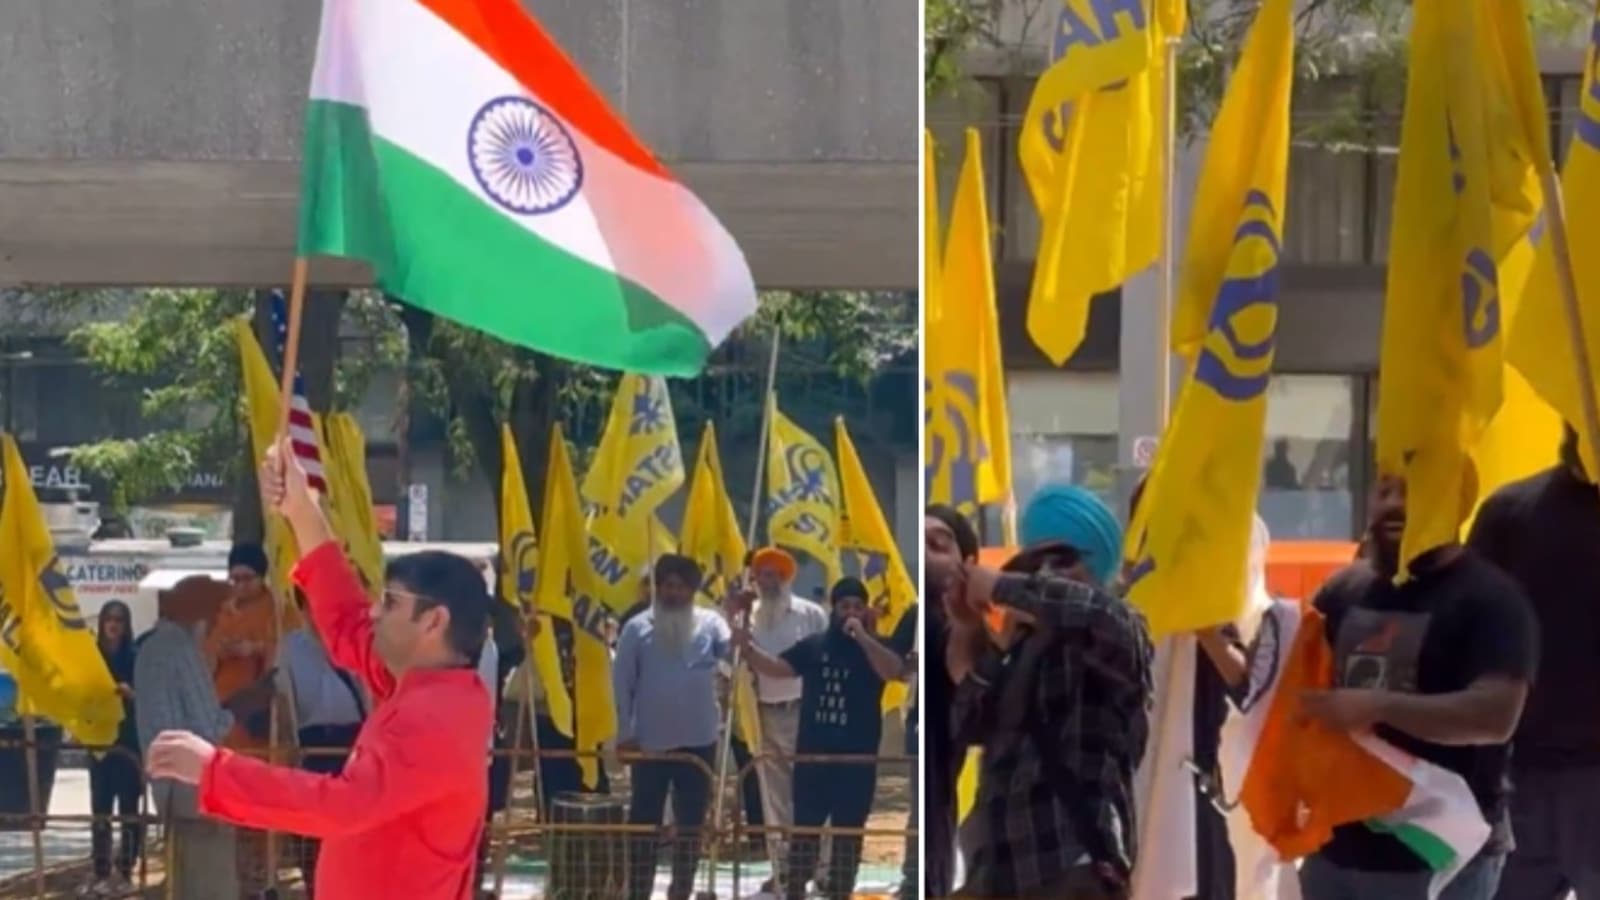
[22,713,45,900]
[702,323,782,899]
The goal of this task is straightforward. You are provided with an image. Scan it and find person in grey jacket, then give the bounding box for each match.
[134,579,240,900]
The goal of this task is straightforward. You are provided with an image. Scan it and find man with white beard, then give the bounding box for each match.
[613,554,733,900]
[742,546,829,882]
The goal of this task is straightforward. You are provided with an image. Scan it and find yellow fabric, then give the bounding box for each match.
[1469,231,1561,528]
[1508,2,1600,477]
[834,418,916,713]
[1124,0,1294,637]
[499,425,572,739]
[0,435,122,746]
[233,318,304,631]
[679,421,761,749]
[1376,0,1543,573]
[764,395,843,585]
[537,424,617,788]
[956,748,981,823]
[582,375,685,615]
[928,128,1013,519]
[1020,1,1164,364]
[319,413,384,594]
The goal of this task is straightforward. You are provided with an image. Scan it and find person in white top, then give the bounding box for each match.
[743,546,828,877]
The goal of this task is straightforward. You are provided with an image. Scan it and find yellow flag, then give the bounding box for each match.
[0,436,123,746]
[537,424,617,787]
[1021,3,1164,364]
[835,418,915,712]
[1508,1,1600,476]
[582,374,685,613]
[1377,0,1540,571]
[499,425,573,739]
[678,421,760,748]
[233,318,305,629]
[1124,0,1293,637]
[765,396,842,585]
[927,129,1013,520]
[318,413,384,593]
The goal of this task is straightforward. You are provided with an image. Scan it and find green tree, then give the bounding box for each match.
[7,289,913,535]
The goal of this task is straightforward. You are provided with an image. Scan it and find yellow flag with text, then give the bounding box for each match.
[582,374,685,613]
[499,425,573,739]
[319,413,384,593]
[537,424,616,787]
[928,128,1013,519]
[1377,0,1542,571]
[835,418,915,712]
[234,318,306,629]
[1125,0,1293,637]
[1021,0,1164,364]
[1509,1,1600,477]
[765,397,842,585]
[0,435,123,746]
[923,129,946,506]
[679,421,761,748]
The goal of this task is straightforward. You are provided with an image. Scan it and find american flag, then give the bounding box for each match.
[270,290,327,492]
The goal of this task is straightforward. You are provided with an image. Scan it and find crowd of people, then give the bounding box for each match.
[75,438,920,900]
[922,425,1598,900]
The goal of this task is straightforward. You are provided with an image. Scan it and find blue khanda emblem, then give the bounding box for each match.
[510,530,538,615]
[1446,113,1501,350]
[41,555,86,631]
[929,371,986,511]
[1041,0,1148,154]
[860,551,892,618]
[1193,190,1281,403]
[628,381,668,436]
[773,443,834,543]
[1580,15,1600,151]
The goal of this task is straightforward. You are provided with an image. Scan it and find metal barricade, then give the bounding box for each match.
[0,736,918,900]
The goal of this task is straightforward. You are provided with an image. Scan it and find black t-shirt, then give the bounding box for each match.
[782,620,911,756]
[1313,553,1539,871]
[1468,465,1600,768]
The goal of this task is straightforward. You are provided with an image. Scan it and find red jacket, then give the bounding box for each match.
[199,541,493,899]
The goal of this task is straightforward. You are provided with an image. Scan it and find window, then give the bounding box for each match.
[1259,375,1359,540]
[1006,371,1120,513]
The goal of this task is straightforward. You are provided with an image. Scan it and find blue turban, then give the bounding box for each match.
[1019,484,1124,587]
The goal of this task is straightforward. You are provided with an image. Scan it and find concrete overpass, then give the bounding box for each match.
[0,0,918,291]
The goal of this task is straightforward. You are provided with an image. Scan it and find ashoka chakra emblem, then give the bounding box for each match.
[467,96,583,215]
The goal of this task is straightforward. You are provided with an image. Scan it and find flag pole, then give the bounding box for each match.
[265,255,309,894]
[1538,174,1600,468]
[492,626,547,898]
[22,712,44,899]
[703,323,783,898]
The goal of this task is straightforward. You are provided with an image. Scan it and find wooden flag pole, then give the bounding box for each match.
[1538,173,1600,469]
[264,256,310,894]
[491,628,546,899]
[703,325,782,898]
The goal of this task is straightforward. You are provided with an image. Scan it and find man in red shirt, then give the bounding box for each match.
[146,439,495,900]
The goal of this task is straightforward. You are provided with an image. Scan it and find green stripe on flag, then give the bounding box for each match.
[298,100,712,376]
[1365,819,1458,872]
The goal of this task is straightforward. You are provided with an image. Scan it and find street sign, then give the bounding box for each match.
[1132,436,1159,468]
[406,483,428,542]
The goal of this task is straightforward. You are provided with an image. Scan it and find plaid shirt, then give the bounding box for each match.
[952,573,1153,897]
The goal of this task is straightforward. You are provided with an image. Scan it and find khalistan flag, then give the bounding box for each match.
[299,0,758,376]
[1222,601,1489,900]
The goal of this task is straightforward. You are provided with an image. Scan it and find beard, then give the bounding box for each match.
[754,587,791,629]
[654,604,695,658]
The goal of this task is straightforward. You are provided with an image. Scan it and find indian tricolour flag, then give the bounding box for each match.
[299,0,757,376]
[1222,601,1489,900]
